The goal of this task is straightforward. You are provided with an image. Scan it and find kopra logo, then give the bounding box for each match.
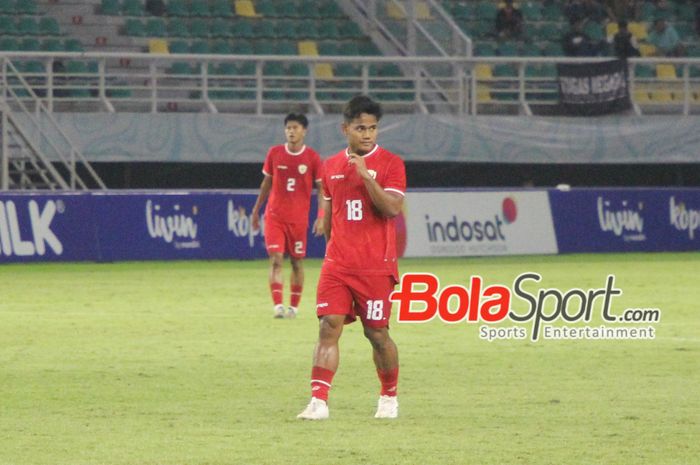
[669,196,700,240]
[0,200,63,256]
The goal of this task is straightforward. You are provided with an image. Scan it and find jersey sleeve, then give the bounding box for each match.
[262,148,274,176]
[312,151,323,183]
[321,160,331,200]
[383,155,406,197]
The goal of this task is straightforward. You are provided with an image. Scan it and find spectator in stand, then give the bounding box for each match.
[652,0,673,20]
[648,18,685,56]
[495,0,524,39]
[612,20,640,58]
[563,18,602,56]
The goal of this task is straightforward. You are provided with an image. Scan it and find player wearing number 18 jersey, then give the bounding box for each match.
[297,96,406,421]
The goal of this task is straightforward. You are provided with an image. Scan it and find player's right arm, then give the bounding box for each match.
[320,196,331,241]
[251,174,272,231]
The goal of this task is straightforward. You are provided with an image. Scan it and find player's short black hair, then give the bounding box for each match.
[284,113,308,128]
[343,95,382,123]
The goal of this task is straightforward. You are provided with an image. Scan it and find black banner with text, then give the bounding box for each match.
[557,60,631,116]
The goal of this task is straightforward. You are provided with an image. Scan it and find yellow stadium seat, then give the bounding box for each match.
[628,22,647,40]
[656,64,677,80]
[298,40,319,56]
[633,88,651,103]
[477,84,492,102]
[639,43,656,57]
[649,87,673,102]
[148,39,169,54]
[606,22,618,38]
[314,63,334,79]
[387,1,431,19]
[235,0,258,17]
[475,64,493,80]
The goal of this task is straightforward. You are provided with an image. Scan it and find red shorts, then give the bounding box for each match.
[264,216,308,258]
[316,268,397,329]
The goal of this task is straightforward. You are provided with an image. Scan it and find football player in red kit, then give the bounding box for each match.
[252,113,324,319]
[297,96,406,420]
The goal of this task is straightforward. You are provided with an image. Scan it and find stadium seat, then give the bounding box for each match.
[232,39,253,54]
[64,39,84,52]
[298,40,319,56]
[145,18,167,37]
[211,18,232,38]
[16,0,37,15]
[656,64,677,80]
[235,0,258,18]
[234,19,257,38]
[520,1,542,21]
[122,0,144,16]
[359,40,380,55]
[211,0,233,17]
[17,17,40,36]
[0,15,16,34]
[169,62,193,75]
[169,40,189,53]
[541,3,563,21]
[190,40,209,54]
[314,63,334,79]
[287,62,309,76]
[254,0,275,17]
[639,43,656,57]
[297,19,319,40]
[253,39,274,54]
[498,42,519,57]
[100,0,120,15]
[189,19,209,38]
[19,38,40,51]
[189,0,210,17]
[39,17,61,36]
[125,19,145,36]
[627,22,647,41]
[274,41,297,55]
[275,2,297,18]
[0,37,18,51]
[41,38,64,51]
[167,18,189,37]
[148,38,169,53]
[583,21,604,42]
[339,21,362,39]
[211,40,232,54]
[318,41,338,55]
[299,0,320,19]
[167,0,188,17]
[275,19,297,39]
[475,1,498,20]
[319,1,344,18]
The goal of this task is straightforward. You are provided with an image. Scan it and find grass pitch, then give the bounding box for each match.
[1,253,698,465]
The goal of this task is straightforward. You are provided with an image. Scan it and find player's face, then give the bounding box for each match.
[343,113,378,156]
[285,121,306,145]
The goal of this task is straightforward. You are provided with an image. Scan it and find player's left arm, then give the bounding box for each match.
[312,179,325,236]
[348,153,405,218]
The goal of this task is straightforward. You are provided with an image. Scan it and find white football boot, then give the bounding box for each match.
[273,304,285,319]
[286,306,298,319]
[374,395,398,419]
[296,397,329,420]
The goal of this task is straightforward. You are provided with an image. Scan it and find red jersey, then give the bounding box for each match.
[262,144,322,224]
[321,145,406,279]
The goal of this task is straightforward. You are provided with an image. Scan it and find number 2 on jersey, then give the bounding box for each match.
[346,199,363,221]
[286,178,296,192]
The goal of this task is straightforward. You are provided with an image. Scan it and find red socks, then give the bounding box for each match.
[290,284,302,308]
[310,366,335,402]
[270,282,283,306]
[377,367,399,397]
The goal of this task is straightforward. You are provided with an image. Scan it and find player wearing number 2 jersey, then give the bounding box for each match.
[297,96,406,421]
[251,114,323,319]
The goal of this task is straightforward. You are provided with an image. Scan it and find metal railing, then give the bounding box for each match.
[1,51,699,116]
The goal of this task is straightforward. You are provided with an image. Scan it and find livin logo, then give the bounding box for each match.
[145,200,199,247]
[597,197,645,241]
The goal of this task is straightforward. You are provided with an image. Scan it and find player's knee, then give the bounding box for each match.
[290,257,303,272]
[364,327,390,350]
[270,253,284,269]
[318,315,343,342]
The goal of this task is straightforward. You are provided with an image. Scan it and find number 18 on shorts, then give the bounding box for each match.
[316,270,396,328]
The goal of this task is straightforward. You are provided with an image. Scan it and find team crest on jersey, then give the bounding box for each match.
[298,164,307,174]
[368,169,377,179]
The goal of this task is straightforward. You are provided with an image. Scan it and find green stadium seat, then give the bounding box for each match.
[287,62,309,76]
[319,1,343,18]
[167,18,189,37]
[583,21,604,42]
[493,63,517,77]
[167,0,188,17]
[297,19,319,40]
[21,60,44,74]
[211,18,232,37]
[263,61,284,76]
[635,64,655,78]
[169,62,193,75]
[17,17,40,36]
[275,19,297,39]
[0,15,16,34]
[107,83,132,99]
[475,1,498,20]
[211,0,233,17]
[451,3,473,20]
[145,18,166,37]
[211,40,231,54]
[358,40,380,55]
[0,0,14,14]
[339,20,362,39]
[122,0,144,16]
[39,17,61,36]
[676,3,694,19]
[189,18,209,37]
[542,42,564,56]
[251,20,274,38]
[640,1,656,21]
[237,61,255,74]
[189,0,210,17]
[299,0,321,19]
[66,60,88,74]
[100,0,120,15]
[318,21,340,40]
[498,42,519,56]
[536,22,561,42]
[675,23,695,42]
[475,41,497,56]
[521,1,542,21]
[124,19,145,36]
[255,0,276,17]
[19,38,40,51]
[42,39,64,51]
[461,21,490,40]
[274,41,297,55]
[232,39,254,54]
[318,41,338,55]
[336,40,359,55]
[275,2,297,18]
[0,37,18,50]
[335,63,360,77]
[214,62,237,75]
[169,40,189,53]
[64,39,84,52]
[16,0,37,15]
[231,19,258,39]
[190,40,209,53]
[254,39,274,54]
